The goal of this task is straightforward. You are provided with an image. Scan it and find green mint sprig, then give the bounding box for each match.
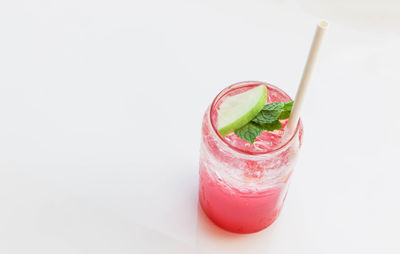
[234,101,294,143]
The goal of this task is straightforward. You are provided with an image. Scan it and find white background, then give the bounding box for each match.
[0,0,399,253]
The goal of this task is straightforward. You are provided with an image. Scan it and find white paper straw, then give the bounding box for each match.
[286,21,329,135]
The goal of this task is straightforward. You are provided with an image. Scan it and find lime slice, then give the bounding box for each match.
[217,85,268,137]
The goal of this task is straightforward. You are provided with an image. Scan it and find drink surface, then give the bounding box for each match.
[211,83,292,154]
[199,81,303,233]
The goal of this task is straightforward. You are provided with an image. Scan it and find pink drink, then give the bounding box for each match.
[199,81,303,233]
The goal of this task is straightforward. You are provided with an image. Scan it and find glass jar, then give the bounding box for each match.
[199,81,303,233]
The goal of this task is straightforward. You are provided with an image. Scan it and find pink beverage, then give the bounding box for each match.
[199,81,303,234]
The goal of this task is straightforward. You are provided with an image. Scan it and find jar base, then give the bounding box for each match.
[199,198,281,234]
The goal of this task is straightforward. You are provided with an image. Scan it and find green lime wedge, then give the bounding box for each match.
[217,85,268,137]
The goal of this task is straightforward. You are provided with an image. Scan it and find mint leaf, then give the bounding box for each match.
[253,102,285,124]
[252,109,281,124]
[282,101,293,111]
[262,101,284,111]
[233,100,294,143]
[234,122,263,144]
[278,111,290,120]
[279,101,294,120]
[260,120,282,131]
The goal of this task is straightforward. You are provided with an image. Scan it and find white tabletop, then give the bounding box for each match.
[0,0,399,253]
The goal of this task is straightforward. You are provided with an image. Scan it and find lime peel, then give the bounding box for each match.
[217,85,268,137]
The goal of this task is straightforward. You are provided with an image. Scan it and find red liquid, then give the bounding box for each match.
[199,82,302,233]
[199,166,290,233]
